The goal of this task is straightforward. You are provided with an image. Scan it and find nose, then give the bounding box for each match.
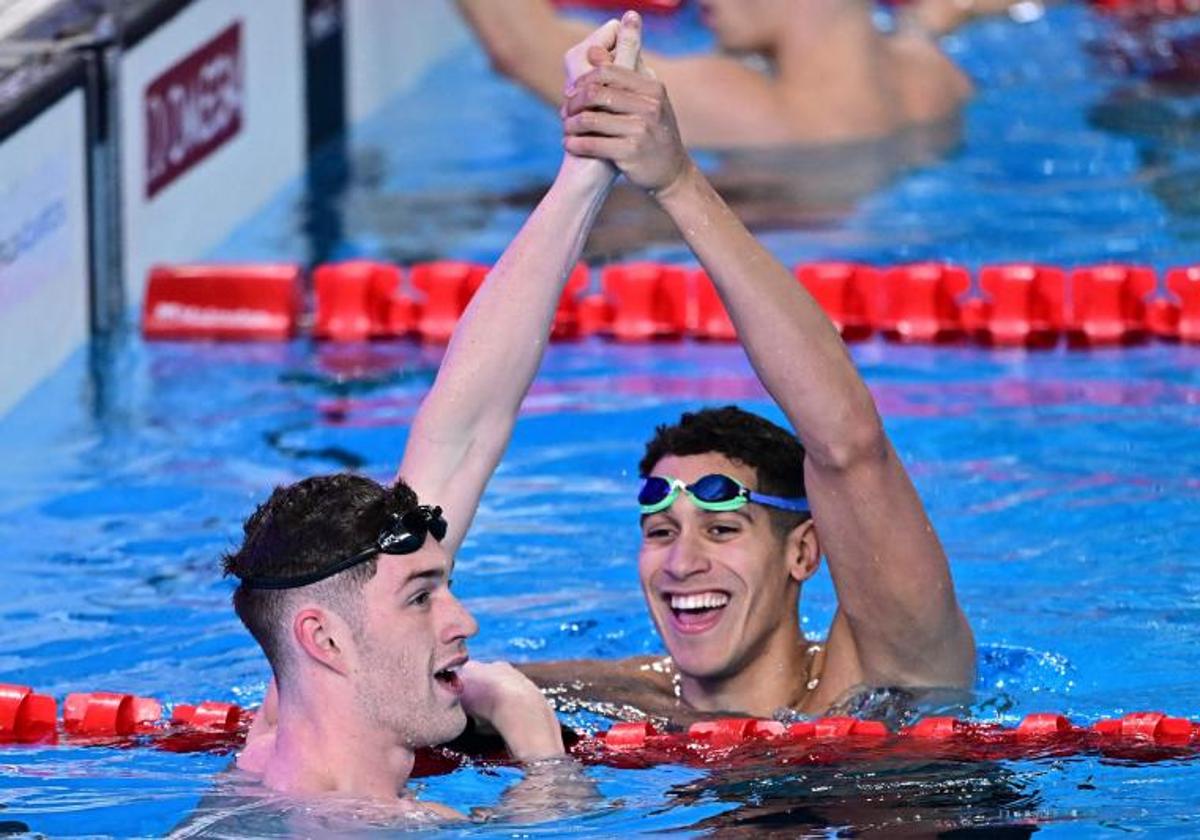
[661,525,712,580]
[441,590,479,644]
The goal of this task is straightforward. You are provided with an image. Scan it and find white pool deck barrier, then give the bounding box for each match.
[0,0,468,417]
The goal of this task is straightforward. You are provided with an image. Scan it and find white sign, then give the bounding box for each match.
[119,0,305,312]
[0,89,90,417]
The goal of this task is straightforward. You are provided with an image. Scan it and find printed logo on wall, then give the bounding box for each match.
[0,155,71,310]
[144,22,244,199]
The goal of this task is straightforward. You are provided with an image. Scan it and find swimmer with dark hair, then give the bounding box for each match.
[206,16,649,828]
[401,10,975,725]
[236,16,974,817]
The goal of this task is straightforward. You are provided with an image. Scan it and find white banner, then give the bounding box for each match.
[344,0,468,125]
[0,89,89,417]
[119,0,305,311]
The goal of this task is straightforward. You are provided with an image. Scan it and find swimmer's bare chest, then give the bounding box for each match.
[518,649,827,728]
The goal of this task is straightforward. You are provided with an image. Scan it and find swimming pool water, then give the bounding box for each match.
[2,4,1200,837]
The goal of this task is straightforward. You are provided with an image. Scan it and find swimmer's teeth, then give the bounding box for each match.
[670,592,729,611]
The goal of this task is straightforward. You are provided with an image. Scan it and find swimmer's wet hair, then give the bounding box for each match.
[223,474,420,679]
[639,406,810,536]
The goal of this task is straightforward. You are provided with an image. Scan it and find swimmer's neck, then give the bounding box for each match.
[263,690,415,802]
[675,621,814,717]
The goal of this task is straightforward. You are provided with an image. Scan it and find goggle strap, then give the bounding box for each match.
[746,491,810,513]
[237,545,378,590]
[238,505,447,591]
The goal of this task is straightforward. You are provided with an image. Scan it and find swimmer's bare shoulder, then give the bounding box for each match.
[168,776,466,838]
[517,655,678,717]
[886,30,974,122]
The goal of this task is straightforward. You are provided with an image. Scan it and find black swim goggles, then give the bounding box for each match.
[238,505,448,591]
[638,474,810,515]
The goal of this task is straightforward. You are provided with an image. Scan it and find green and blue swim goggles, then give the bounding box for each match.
[638,474,810,515]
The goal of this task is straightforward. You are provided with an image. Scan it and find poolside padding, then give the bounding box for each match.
[142,264,303,341]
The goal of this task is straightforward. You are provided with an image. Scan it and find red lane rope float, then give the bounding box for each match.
[1164,266,1200,342]
[410,261,490,343]
[602,263,690,341]
[962,265,1066,348]
[0,685,56,744]
[313,260,410,341]
[5,684,1200,771]
[0,684,245,753]
[142,260,1200,348]
[577,712,1200,770]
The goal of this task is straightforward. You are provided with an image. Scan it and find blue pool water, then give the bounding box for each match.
[3,4,1200,836]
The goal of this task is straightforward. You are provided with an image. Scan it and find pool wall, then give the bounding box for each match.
[0,0,468,418]
[0,59,91,418]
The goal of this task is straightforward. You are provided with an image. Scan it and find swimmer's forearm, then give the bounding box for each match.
[456,0,591,105]
[484,757,599,824]
[436,159,613,432]
[657,166,973,685]
[401,159,614,548]
[653,164,883,468]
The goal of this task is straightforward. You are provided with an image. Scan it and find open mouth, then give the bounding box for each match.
[665,591,729,633]
[433,661,465,696]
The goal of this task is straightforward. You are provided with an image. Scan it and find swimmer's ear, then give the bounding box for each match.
[784,519,820,585]
[294,607,352,675]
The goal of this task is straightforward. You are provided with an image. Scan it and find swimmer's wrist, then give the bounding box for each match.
[558,154,618,191]
[649,161,702,207]
[492,707,566,762]
[500,717,566,762]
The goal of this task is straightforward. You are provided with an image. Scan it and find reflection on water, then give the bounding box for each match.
[5,2,1200,833]
[495,116,963,261]
[670,759,1040,839]
[225,4,1200,277]
[1,333,1199,834]
[305,115,963,267]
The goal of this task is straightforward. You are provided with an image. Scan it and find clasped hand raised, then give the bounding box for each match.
[561,12,690,195]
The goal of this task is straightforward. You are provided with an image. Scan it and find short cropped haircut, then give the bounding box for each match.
[222,474,420,679]
[639,406,811,536]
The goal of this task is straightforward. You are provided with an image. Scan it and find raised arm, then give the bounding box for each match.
[455,0,781,148]
[456,0,593,106]
[399,15,644,555]
[562,63,975,691]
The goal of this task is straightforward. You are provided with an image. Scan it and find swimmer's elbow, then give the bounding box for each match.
[808,409,889,473]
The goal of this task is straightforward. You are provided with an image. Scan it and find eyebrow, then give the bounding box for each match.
[639,507,755,525]
[396,566,446,592]
[703,507,755,523]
